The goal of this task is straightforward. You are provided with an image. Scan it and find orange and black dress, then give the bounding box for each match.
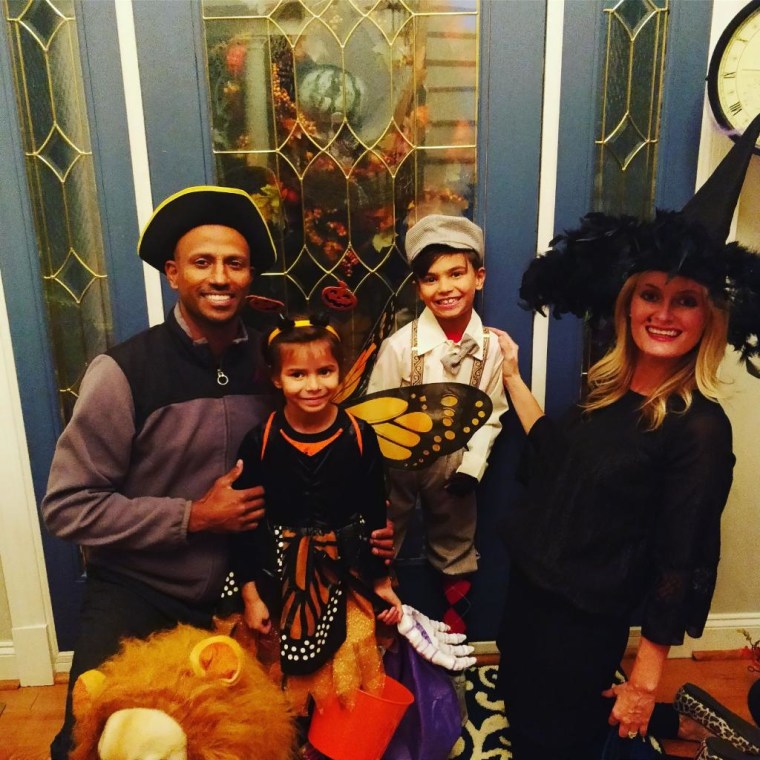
[232,408,389,713]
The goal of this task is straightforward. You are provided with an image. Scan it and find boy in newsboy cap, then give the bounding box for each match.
[367,214,508,634]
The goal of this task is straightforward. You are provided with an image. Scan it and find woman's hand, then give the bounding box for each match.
[374,577,402,625]
[602,680,657,738]
[486,326,544,434]
[604,636,669,739]
[487,327,521,384]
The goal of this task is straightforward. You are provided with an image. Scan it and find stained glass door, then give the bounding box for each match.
[199,0,489,627]
[132,0,541,642]
[201,0,481,361]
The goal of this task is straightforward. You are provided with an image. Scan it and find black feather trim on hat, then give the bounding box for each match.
[519,210,760,357]
[521,113,760,364]
[724,243,760,360]
[519,212,638,325]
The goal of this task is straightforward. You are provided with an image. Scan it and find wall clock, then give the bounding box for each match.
[707,0,760,153]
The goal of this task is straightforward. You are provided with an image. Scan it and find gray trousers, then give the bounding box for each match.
[388,451,478,575]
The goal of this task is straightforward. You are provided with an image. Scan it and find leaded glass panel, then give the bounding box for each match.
[585,0,670,372]
[4,0,113,421]
[201,0,479,361]
[595,0,669,218]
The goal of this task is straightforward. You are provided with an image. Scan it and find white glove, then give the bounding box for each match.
[397,604,477,672]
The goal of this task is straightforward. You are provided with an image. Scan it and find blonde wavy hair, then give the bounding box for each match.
[583,272,729,429]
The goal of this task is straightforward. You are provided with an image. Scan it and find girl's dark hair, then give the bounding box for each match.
[262,313,343,374]
[411,245,482,280]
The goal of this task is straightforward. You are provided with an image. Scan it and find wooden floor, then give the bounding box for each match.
[641,654,759,758]
[0,655,757,759]
[0,676,68,760]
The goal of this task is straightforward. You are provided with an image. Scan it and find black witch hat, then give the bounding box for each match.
[520,112,760,361]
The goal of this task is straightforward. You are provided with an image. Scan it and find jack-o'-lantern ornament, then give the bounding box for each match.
[321,280,357,311]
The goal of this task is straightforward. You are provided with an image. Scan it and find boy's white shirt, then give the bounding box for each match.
[367,306,508,481]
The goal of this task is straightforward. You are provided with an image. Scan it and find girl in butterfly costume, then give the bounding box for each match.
[232,317,402,716]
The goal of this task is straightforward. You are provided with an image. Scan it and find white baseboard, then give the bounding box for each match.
[628,612,760,658]
[0,639,19,681]
[13,623,54,685]
[55,650,72,675]
[0,638,70,682]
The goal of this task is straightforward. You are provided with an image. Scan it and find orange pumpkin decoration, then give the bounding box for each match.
[321,281,357,311]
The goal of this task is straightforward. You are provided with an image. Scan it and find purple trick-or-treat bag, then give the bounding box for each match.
[382,637,462,760]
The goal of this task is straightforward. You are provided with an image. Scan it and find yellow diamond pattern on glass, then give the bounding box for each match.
[595,0,669,219]
[201,0,479,365]
[4,0,113,422]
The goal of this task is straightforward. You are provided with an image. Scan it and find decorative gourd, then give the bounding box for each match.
[298,64,367,124]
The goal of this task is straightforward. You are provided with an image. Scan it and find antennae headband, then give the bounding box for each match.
[267,319,340,346]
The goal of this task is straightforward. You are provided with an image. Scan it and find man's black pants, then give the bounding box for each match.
[50,567,214,760]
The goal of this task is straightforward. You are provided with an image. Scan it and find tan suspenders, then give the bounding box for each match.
[408,319,490,388]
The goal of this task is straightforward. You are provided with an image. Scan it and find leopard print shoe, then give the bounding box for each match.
[675,683,760,755]
[696,737,756,760]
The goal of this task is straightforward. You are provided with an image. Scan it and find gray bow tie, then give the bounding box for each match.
[441,334,479,373]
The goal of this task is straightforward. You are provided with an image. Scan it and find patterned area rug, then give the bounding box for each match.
[449,664,511,759]
[448,666,665,760]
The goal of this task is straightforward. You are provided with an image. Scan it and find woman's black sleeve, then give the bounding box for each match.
[640,406,734,645]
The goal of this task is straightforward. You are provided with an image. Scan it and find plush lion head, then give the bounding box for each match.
[71,624,296,760]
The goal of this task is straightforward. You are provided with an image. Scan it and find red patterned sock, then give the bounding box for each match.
[442,576,472,635]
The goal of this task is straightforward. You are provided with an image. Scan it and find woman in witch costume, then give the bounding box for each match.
[231,315,402,718]
[492,114,760,760]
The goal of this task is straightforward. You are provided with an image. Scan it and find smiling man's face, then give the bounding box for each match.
[164,224,252,338]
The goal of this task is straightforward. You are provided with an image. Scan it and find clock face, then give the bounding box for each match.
[707,0,760,153]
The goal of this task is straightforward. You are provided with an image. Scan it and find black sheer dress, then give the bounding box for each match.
[497,390,734,758]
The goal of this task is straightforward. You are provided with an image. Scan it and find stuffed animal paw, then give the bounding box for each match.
[397,604,476,672]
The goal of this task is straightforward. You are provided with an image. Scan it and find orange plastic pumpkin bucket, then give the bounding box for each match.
[308,676,414,760]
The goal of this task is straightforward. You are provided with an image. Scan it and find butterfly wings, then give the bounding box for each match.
[274,526,347,675]
[332,298,494,470]
[346,383,493,470]
[333,296,396,405]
